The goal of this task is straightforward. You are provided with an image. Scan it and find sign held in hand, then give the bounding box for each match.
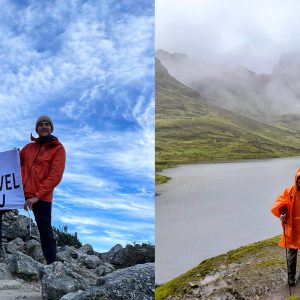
[0,149,24,209]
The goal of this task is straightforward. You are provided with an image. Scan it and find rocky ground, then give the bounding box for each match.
[155,236,300,300]
[0,210,155,300]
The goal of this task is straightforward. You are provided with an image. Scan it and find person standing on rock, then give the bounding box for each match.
[271,168,300,287]
[21,115,66,264]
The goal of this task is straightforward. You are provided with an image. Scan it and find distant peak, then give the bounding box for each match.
[156,49,188,61]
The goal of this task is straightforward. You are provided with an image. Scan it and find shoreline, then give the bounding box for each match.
[156,155,300,184]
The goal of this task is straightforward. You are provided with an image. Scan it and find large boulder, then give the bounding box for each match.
[110,244,155,267]
[83,255,102,269]
[61,262,154,300]
[41,261,89,300]
[6,251,39,281]
[5,237,24,254]
[95,262,115,276]
[78,244,93,255]
[99,244,122,262]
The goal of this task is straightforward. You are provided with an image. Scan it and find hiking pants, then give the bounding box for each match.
[288,248,298,280]
[32,200,56,264]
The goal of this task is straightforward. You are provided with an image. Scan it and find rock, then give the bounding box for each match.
[99,244,123,262]
[41,261,89,300]
[25,239,45,264]
[110,243,155,267]
[0,210,156,300]
[95,262,115,276]
[56,251,74,263]
[6,251,39,281]
[72,263,155,300]
[60,288,105,300]
[6,238,25,254]
[0,279,22,290]
[78,244,93,255]
[83,255,101,269]
[0,263,11,280]
[59,246,79,259]
[25,239,40,253]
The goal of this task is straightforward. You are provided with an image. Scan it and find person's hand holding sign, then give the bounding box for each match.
[24,197,39,211]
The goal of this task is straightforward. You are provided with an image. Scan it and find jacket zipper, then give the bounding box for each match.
[23,144,42,191]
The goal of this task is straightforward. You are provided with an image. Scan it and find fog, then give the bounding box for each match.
[156,0,300,75]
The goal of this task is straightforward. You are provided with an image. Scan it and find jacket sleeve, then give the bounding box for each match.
[19,144,28,167]
[34,146,66,200]
[271,187,292,219]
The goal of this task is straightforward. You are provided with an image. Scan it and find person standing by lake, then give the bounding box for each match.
[21,115,66,264]
[271,168,300,286]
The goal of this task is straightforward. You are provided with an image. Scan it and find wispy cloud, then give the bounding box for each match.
[0,0,154,251]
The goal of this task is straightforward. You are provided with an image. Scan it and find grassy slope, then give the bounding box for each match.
[155,59,300,176]
[156,236,283,299]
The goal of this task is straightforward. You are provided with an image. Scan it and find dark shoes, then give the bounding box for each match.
[289,278,296,286]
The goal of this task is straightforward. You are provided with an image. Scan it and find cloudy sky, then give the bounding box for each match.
[156,0,300,74]
[0,0,154,252]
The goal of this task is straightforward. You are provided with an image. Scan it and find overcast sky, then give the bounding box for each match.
[156,0,300,74]
[0,0,154,252]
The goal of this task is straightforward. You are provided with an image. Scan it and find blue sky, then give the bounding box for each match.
[0,0,154,252]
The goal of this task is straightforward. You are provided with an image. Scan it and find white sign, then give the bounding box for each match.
[0,149,24,210]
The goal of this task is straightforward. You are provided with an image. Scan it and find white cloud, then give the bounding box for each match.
[57,214,154,232]
[156,0,300,74]
[0,0,154,252]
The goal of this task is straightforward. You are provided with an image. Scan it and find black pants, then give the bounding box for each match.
[288,248,298,281]
[32,201,56,264]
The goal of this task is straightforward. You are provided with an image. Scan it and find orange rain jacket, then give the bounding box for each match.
[271,169,300,249]
[20,135,66,202]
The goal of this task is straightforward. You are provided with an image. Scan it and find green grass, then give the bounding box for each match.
[155,236,282,300]
[155,59,300,175]
[155,174,170,184]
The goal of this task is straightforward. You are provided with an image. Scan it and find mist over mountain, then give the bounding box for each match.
[156,49,300,124]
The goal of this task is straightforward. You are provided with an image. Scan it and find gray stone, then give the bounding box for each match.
[0,279,22,290]
[59,290,86,300]
[41,261,89,300]
[59,246,79,260]
[110,244,155,267]
[83,255,101,269]
[17,216,32,240]
[6,251,39,281]
[56,251,73,263]
[71,263,154,300]
[95,263,115,276]
[6,238,25,254]
[0,263,11,280]
[99,244,123,262]
[61,288,105,300]
[78,244,93,255]
[25,239,40,253]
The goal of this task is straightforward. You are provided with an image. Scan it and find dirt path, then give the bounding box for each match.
[263,282,300,300]
[0,279,42,300]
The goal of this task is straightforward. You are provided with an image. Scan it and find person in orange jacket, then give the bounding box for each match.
[271,169,300,286]
[20,115,66,264]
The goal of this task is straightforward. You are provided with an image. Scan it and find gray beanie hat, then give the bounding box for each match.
[35,115,54,133]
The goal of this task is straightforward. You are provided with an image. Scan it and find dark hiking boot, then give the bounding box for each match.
[289,278,296,286]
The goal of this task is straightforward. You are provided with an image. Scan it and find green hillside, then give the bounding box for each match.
[156,58,300,179]
[155,236,289,299]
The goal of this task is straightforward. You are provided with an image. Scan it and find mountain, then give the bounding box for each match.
[156,57,300,173]
[156,50,300,125]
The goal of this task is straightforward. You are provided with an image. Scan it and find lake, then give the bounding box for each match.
[156,157,300,284]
